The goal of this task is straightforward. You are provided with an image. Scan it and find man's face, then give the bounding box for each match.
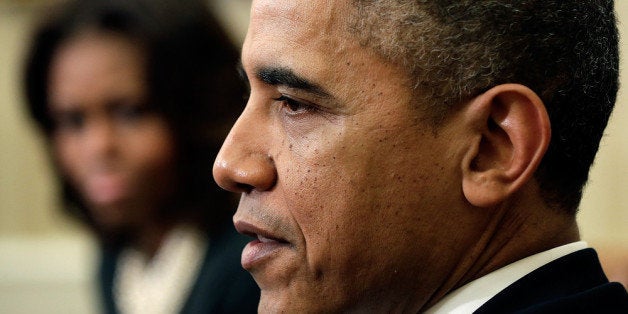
[214,0,483,311]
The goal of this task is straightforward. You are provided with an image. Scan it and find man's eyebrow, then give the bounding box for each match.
[256,66,332,99]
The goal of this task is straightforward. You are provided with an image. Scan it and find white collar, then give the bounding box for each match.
[425,241,588,314]
[114,225,207,314]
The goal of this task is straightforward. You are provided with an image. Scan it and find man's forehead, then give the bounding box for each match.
[243,0,409,112]
[249,0,349,36]
[245,0,356,81]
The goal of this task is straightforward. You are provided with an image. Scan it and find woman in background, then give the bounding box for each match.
[23,0,259,313]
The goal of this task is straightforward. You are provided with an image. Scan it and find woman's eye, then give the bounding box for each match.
[53,110,85,131]
[113,103,149,122]
[118,106,142,120]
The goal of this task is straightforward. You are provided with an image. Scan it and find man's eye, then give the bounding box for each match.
[274,95,315,115]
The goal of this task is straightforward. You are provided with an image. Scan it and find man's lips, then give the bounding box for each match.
[234,220,291,269]
[235,221,288,243]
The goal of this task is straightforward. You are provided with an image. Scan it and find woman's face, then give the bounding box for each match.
[48,32,177,230]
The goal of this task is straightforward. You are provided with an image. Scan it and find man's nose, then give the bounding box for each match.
[213,106,277,194]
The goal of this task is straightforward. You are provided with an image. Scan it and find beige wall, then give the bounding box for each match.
[0,2,75,236]
[578,1,628,247]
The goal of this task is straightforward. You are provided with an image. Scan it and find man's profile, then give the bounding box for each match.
[213,0,628,312]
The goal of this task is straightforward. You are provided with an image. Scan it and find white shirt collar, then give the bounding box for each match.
[114,225,207,314]
[425,241,588,314]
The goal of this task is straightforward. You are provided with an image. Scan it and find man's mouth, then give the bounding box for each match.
[257,234,279,243]
[234,221,291,269]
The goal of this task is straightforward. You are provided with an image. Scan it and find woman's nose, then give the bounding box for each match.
[84,118,117,158]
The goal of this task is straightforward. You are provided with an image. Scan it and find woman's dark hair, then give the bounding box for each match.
[24,0,245,245]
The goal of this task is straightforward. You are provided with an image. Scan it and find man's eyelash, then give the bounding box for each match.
[274,95,316,113]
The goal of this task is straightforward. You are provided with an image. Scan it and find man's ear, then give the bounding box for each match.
[461,84,551,208]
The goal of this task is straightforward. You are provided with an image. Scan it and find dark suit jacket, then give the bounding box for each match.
[99,225,260,314]
[475,248,628,313]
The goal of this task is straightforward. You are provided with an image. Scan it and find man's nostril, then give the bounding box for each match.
[236,182,254,193]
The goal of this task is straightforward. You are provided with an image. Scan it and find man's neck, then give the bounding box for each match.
[424,184,580,310]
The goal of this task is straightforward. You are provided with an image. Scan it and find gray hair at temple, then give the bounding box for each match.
[349,0,619,214]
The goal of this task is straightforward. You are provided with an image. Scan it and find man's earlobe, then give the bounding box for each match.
[461,84,551,208]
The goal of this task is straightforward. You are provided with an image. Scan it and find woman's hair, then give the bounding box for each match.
[24,0,245,245]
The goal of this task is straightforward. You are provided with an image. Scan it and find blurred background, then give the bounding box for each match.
[0,0,626,313]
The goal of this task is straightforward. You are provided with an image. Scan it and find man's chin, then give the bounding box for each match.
[258,288,357,313]
[258,289,316,313]
[248,254,298,290]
